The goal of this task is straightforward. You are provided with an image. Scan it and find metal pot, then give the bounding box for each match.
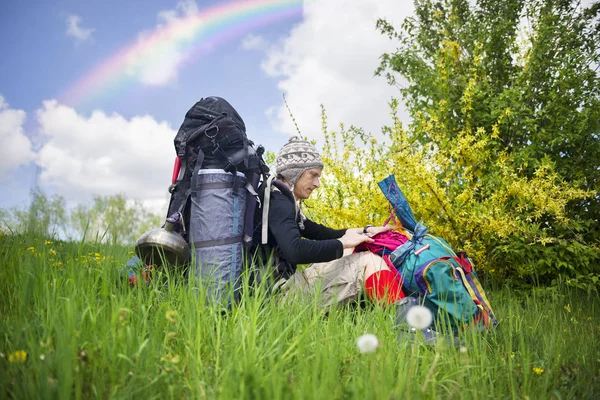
[135,218,190,268]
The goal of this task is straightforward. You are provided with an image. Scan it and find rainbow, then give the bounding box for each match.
[61,0,303,105]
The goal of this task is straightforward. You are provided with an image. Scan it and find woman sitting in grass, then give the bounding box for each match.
[255,137,403,307]
[255,137,439,343]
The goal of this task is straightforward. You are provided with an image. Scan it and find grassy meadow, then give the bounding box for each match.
[1,233,599,399]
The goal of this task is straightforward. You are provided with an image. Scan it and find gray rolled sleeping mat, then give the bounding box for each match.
[190,169,247,307]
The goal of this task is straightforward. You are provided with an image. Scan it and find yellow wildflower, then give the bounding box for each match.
[533,367,544,375]
[118,310,129,327]
[49,249,56,256]
[8,350,27,363]
[26,247,35,254]
[564,304,571,313]
[44,240,52,245]
[165,311,177,324]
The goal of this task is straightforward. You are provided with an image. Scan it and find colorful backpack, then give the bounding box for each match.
[378,175,497,332]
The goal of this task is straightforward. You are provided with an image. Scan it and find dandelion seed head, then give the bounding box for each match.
[406,305,433,329]
[356,334,379,354]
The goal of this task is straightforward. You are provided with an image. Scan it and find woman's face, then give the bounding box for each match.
[294,168,322,200]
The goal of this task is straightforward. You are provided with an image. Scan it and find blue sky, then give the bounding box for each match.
[0,0,413,214]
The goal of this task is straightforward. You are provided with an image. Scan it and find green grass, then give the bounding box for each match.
[1,233,599,399]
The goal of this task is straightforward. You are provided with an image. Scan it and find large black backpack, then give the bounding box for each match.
[165,97,272,306]
[167,96,268,245]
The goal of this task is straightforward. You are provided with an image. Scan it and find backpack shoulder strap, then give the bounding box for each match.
[271,179,295,202]
[261,177,295,244]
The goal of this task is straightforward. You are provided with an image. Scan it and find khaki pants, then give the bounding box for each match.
[279,252,366,308]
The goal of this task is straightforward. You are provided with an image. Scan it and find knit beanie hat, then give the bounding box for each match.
[276,136,324,185]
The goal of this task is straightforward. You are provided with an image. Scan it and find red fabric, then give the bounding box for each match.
[354,230,409,286]
[456,253,473,273]
[128,266,153,286]
[354,230,409,255]
[364,269,405,304]
[171,157,181,184]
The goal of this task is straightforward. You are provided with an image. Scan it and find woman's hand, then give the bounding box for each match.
[338,229,374,249]
[347,225,396,236]
[365,225,396,236]
[340,225,397,248]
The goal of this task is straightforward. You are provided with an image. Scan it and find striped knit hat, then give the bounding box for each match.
[276,136,324,185]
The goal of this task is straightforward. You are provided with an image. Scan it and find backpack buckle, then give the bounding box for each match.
[205,125,219,139]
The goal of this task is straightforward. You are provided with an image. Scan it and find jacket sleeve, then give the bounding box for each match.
[268,193,344,265]
[301,218,347,240]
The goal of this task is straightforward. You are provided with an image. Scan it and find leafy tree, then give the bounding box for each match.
[9,189,68,237]
[0,190,162,244]
[308,0,599,289]
[71,194,162,245]
[375,0,600,287]
[376,0,600,232]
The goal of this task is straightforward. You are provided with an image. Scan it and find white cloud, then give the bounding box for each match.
[255,0,414,140]
[0,95,34,179]
[157,0,199,25]
[130,43,186,86]
[66,15,95,43]
[241,34,267,51]
[127,0,199,86]
[35,100,175,212]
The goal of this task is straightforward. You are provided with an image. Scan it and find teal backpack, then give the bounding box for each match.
[379,175,497,332]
